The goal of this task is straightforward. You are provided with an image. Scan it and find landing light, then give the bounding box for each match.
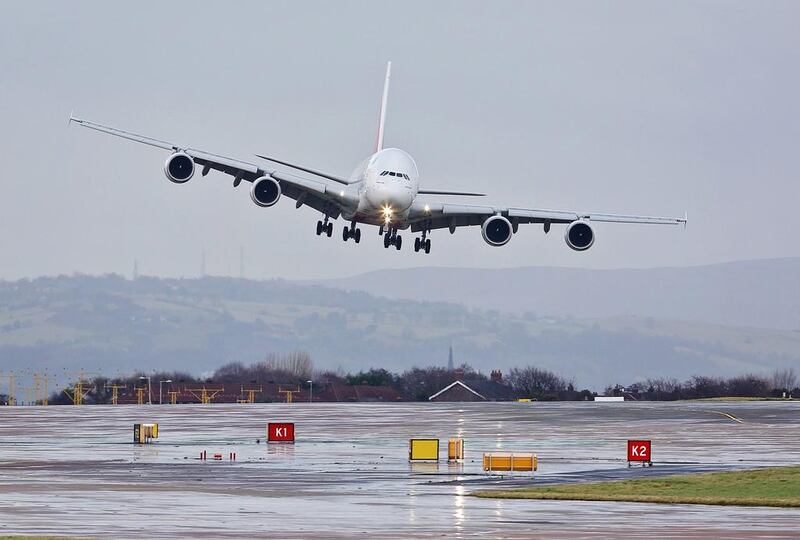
[340,190,345,197]
[424,204,430,213]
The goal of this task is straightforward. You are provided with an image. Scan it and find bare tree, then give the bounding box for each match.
[771,367,797,392]
[262,350,313,378]
[727,374,770,397]
[508,367,568,398]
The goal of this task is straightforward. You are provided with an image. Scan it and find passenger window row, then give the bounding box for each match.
[380,170,410,180]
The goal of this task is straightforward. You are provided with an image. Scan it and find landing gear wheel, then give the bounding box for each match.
[326,222,333,237]
[316,221,323,236]
[383,234,391,248]
[424,239,431,254]
[354,228,361,243]
[395,235,402,250]
[342,227,350,241]
[414,238,420,252]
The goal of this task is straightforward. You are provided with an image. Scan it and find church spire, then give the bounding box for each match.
[447,341,454,371]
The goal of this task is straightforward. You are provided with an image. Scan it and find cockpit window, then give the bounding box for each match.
[379,170,410,179]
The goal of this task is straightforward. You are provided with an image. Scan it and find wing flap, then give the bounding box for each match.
[188,149,259,175]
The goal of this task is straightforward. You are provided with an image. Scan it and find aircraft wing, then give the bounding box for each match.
[69,116,353,218]
[407,200,686,233]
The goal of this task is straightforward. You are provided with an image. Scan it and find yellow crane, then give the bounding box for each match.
[0,371,16,406]
[62,370,97,406]
[104,383,128,405]
[167,390,180,405]
[185,386,224,404]
[33,372,49,405]
[238,386,263,404]
[63,379,90,405]
[19,385,35,406]
[278,386,301,404]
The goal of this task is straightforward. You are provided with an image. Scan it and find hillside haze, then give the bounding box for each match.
[320,258,800,331]
[1,263,799,389]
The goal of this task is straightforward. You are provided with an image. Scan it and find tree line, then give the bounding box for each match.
[607,368,798,400]
[7,352,795,405]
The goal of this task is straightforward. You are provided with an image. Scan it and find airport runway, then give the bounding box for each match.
[0,401,798,538]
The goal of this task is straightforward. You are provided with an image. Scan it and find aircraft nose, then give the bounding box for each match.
[367,184,391,207]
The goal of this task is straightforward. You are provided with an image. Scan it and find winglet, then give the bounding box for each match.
[684,210,688,229]
[375,61,391,153]
[68,109,76,126]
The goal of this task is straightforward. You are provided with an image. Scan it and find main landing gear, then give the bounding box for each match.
[316,217,333,237]
[342,221,362,243]
[382,227,402,250]
[414,230,431,254]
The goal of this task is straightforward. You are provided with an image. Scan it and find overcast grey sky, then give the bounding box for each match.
[1,1,798,280]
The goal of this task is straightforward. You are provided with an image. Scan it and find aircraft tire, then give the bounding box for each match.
[354,229,361,243]
[395,235,402,250]
[342,227,349,241]
[424,239,431,254]
[326,222,333,237]
[316,221,322,235]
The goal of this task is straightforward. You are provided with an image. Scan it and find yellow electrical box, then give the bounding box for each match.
[517,398,532,403]
[133,423,159,444]
[483,452,537,472]
[409,439,439,461]
[447,438,464,462]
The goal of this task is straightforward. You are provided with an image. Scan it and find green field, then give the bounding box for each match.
[475,466,800,508]
[689,397,797,402]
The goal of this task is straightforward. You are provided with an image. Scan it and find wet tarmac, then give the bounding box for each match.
[0,401,798,538]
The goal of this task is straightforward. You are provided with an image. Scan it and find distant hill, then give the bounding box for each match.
[319,258,800,331]
[0,273,798,389]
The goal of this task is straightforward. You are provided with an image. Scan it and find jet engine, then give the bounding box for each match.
[565,220,595,251]
[163,152,195,183]
[250,176,281,207]
[481,215,513,246]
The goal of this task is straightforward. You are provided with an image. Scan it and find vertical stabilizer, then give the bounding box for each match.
[375,61,392,152]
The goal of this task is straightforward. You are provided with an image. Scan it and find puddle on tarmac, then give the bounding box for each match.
[1,401,798,538]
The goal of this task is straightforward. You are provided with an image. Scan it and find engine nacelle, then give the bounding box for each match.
[250,176,281,207]
[481,215,513,246]
[565,220,595,251]
[164,152,195,183]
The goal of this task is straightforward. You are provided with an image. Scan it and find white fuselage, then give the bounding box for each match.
[342,148,419,228]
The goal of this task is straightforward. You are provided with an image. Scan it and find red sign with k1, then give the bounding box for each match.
[268,422,295,443]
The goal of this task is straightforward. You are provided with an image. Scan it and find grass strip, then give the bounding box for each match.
[475,466,800,508]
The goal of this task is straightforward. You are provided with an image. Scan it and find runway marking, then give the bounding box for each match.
[711,410,744,424]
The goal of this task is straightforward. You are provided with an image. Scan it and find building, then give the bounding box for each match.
[428,374,515,402]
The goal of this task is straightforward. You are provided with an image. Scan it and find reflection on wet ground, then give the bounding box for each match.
[1,401,798,538]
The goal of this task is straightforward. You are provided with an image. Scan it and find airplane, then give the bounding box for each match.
[70,62,686,254]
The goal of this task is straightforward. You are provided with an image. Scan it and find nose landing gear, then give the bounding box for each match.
[383,227,402,250]
[342,221,362,243]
